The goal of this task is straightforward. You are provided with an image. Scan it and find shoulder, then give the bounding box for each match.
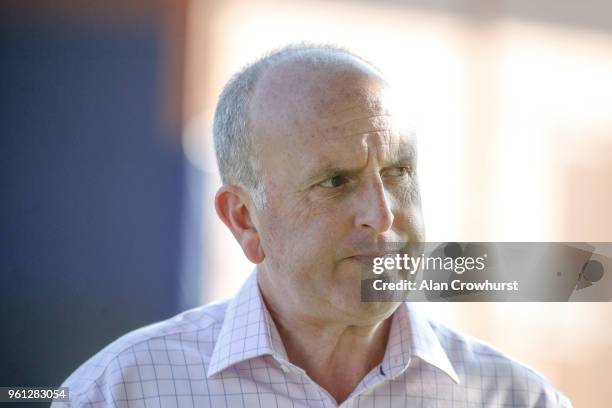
[428,319,573,407]
[57,300,230,407]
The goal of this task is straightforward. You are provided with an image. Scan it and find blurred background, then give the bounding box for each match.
[2,0,611,406]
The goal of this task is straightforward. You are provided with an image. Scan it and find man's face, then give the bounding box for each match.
[250,62,424,325]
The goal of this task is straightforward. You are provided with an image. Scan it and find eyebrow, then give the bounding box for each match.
[301,164,366,190]
[301,148,416,190]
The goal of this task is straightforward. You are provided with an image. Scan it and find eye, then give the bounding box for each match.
[382,166,411,177]
[319,174,350,188]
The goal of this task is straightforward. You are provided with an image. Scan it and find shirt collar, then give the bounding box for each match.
[208,270,459,385]
[207,270,288,378]
[383,302,460,384]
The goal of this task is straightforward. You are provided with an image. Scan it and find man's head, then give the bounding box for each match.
[214,44,424,326]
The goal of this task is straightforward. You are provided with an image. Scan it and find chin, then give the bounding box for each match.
[335,257,377,285]
[332,287,399,325]
[355,301,399,323]
[329,262,400,323]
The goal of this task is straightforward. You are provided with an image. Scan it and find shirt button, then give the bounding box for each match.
[280,364,291,373]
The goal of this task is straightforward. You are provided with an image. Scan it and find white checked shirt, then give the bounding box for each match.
[54,270,572,407]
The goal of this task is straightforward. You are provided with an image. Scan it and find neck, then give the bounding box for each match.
[258,274,393,404]
[278,313,391,404]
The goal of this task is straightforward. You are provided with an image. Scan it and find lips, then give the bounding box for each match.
[345,254,391,281]
[347,254,388,265]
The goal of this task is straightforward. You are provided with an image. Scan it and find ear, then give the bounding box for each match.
[215,185,265,264]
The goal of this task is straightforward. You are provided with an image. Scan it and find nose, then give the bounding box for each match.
[355,174,394,234]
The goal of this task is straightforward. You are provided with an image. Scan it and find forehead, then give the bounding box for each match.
[249,56,385,133]
[299,109,415,167]
[248,60,416,183]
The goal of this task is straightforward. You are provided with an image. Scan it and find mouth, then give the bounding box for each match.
[347,254,388,265]
[345,254,391,280]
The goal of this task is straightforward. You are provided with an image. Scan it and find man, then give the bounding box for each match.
[55,45,572,407]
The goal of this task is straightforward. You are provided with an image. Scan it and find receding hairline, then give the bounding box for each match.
[249,44,383,82]
[248,45,386,103]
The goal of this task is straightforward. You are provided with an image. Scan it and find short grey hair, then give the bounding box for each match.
[212,43,380,208]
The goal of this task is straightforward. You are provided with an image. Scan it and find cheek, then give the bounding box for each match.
[259,204,317,261]
[388,178,424,233]
[260,202,347,272]
[391,176,421,206]
[394,203,425,240]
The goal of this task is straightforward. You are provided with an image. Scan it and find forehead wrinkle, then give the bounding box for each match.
[328,113,394,128]
[315,112,415,140]
[311,132,416,166]
[315,96,388,119]
[297,133,416,191]
[322,128,416,141]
